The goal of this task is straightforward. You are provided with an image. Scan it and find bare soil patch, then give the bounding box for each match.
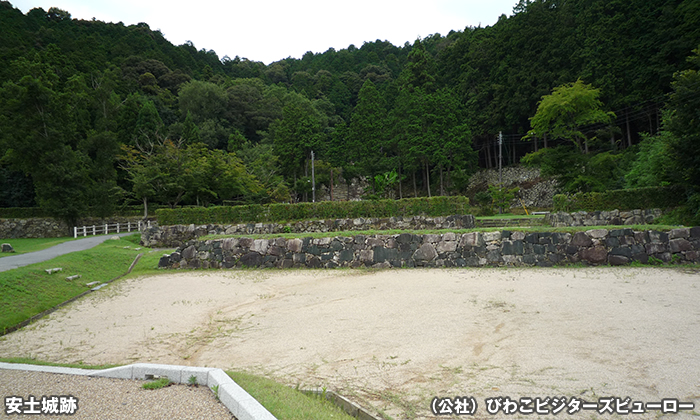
[1,267,699,419]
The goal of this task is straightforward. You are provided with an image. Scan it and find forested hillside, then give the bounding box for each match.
[1,0,699,223]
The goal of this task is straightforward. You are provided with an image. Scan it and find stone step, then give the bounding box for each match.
[475,218,547,228]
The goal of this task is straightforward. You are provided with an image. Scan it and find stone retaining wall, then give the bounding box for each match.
[0,217,150,239]
[545,209,662,227]
[158,227,700,270]
[141,215,476,248]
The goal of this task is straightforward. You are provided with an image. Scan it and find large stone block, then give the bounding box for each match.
[239,252,263,267]
[286,238,303,253]
[580,246,608,264]
[359,249,374,263]
[608,255,630,266]
[460,232,484,248]
[373,246,398,263]
[181,245,196,260]
[645,242,667,254]
[252,239,269,254]
[237,237,254,248]
[586,229,608,239]
[501,240,524,255]
[669,238,692,253]
[483,231,501,242]
[670,228,690,239]
[413,244,437,262]
[571,232,593,247]
[437,240,457,253]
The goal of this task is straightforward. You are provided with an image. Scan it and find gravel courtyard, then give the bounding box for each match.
[1,267,698,419]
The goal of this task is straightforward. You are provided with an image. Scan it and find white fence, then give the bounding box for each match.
[73,221,151,238]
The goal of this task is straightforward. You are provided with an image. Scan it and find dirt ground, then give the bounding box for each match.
[1,267,699,419]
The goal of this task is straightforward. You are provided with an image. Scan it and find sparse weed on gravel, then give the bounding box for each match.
[142,377,172,390]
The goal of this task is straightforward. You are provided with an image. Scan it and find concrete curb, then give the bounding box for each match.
[0,362,277,420]
[303,388,379,420]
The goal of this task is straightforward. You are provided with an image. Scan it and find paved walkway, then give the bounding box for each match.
[0,233,136,273]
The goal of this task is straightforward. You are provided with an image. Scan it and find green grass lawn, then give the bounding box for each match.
[475,212,546,220]
[0,234,166,333]
[227,371,355,420]
[0,236,81,258]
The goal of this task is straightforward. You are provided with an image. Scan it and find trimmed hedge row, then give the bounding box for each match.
[156,196,471,226]
[0,207,48,218]
[553,186,685,212]
[0,205,165,219]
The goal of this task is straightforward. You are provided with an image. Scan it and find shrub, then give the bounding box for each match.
[552,185,685,212]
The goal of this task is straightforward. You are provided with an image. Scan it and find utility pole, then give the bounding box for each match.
[498,132,503,214]
[498,131,503,185]
[311,150,316,203]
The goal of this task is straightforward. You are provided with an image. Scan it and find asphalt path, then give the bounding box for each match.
[0,233,136,273]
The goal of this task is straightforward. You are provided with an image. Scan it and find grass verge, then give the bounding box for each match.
[0,235,146,333]
[0,237,80,258]
[227,371,356,420]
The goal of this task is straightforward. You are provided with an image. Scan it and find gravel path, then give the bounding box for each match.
[0,370,235,419]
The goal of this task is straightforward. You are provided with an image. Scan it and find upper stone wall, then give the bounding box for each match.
[140,215,476,248]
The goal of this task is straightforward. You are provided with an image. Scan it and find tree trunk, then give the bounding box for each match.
[485,140,492,169]
[398,165,403,199]
[143,197,148,218]
[611,132,616,150]
[544,133,548,149]
[425,161,431,198]
[330,168,334,201]
[439,165,444,196]
[534,136,538,152]
[413,171,417,197]
[626,111,632,148]
[493,139,499,168]
[446,166,451,196]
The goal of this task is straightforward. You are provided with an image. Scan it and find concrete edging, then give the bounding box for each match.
[0,362,277,420]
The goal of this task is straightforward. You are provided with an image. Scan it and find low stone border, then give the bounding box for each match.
[0,362,277,420]
[158,227,700,270]
[302,388,378,420]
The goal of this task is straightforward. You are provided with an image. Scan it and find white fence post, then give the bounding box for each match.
[128,221,131,232]
[92,225,96,236]
[74,226,77,239]
[117,222,120,233]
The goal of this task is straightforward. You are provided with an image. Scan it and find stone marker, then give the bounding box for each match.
[1,243,14,253]
[111,236,120,240]
[45,268,63,274]
[86,281,101,287]
[66,275,82,281]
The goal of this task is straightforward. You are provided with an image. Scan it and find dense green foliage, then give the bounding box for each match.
[156,196,470,225]
[552,186,685,212]
[1,0,699,222]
